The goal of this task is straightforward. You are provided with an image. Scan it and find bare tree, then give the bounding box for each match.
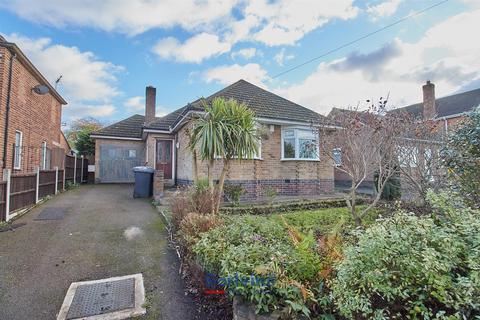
[320,102,405,226]
[394,117,446,204]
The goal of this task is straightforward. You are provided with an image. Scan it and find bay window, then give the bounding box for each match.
[281,128,319,160]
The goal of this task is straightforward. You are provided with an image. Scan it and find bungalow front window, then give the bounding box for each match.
[281,128,319,160]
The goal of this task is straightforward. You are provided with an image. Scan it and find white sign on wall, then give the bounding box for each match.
[88,165,96,172]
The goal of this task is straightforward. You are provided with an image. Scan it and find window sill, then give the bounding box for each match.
[281,158,320,162]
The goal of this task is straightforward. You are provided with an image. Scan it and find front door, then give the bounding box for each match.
[156,140,173,179]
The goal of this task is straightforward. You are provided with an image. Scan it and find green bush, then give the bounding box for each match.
[441,107,480,208]
[331,191,480,319]
[192,206,374,317]
[223,183,245,207]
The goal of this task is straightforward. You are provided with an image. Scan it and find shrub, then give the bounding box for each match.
[178,212,222,254]
[331,191,480,319]
[170,190,191,230]
[263,186,278,204]
[223,183,245,207]
[170,185,215,230]
[441,107,480,208]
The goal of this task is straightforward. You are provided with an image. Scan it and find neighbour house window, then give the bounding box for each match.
[281,127,319,160]
[41,141,47,170]
[332,148,342,166]
[14,131,22,170]
[397,145,418,168]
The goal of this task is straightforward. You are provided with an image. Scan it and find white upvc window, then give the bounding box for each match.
[397,145,418,168]
[332,148,342,166]
[14,131,23,170]
[41,141,47,170]
[281,127,319,160]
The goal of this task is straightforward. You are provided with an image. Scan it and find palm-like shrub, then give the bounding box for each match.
[189,97,259,213]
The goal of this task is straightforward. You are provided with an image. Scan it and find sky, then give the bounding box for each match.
[1,0,479,126]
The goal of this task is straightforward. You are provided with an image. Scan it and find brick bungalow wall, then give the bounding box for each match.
[176,123,335,199]
[0,47,65,180]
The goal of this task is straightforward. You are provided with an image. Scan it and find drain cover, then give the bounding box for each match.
[57,274,145,320]
[35,207,68,220]
[66,278,135,319]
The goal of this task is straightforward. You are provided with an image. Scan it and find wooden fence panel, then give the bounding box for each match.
[75,158,82,183]
[58,169,64,191]
[82,159,89,182]
[65,155,75,184]
[10,174,36,212]
[39,170,56,198]
[0,182,6,221]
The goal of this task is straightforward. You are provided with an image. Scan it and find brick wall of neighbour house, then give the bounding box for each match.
[145,133,176,186]
[94,138,145,182]
[176,122,335,199]
[0,47,65,181]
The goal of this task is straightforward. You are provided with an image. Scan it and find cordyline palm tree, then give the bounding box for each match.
[189,97,259,214]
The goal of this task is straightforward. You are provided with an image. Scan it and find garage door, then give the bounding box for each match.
[99,144,144,183]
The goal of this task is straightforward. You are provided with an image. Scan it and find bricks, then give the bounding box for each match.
[153,170,164,201]
[175,123,335,199]
[0,47,66,180]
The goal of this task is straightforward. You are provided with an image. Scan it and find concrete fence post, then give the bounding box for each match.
[73,156,77,185]
[55,166,59,195]
[63,167,66,191]
[35,166,40,203]
[80,155,84,183]
[4,169,11,222]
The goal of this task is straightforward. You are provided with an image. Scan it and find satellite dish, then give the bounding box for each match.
[32,85,49,95]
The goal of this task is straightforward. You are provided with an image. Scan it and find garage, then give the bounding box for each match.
[98,143,144,183]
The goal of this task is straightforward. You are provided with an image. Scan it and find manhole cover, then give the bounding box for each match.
[57,274,145,320]
[35,207,68,220]
[66,278,134,319]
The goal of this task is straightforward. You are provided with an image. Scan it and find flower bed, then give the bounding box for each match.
[219,198,367,215]
[168,188,480,319]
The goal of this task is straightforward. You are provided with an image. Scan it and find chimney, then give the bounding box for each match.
[145,86,156,125]
[422,80,436,119]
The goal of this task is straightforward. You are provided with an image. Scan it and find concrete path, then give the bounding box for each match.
[0,184,204,320]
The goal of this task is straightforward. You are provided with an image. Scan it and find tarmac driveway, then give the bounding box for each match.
[0,184,202,320]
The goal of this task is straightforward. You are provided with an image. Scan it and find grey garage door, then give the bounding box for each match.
[99,144,144,183]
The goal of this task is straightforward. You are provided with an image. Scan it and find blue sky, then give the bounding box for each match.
[0,0,478,126]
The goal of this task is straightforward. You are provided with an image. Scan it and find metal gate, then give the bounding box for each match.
[98,144,144,183]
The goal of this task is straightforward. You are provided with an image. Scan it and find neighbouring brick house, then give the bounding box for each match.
[91,80,338,199]
[0,35,68,181]
[391,81,480,132]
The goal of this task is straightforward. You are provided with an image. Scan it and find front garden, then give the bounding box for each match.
[160,100,480,319]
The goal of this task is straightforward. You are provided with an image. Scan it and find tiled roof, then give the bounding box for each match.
[391,87,480,119]
[145,106,188,130]
[92,114,145,139]
[190,79,326,123]
[92,80,328,138]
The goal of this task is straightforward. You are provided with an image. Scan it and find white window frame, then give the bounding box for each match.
[41,141,47,170]
[332,148,342,166]
[14,131,23,170]
[281,126,319,161]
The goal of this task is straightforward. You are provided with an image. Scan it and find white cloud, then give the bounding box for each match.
[7,33,122,103]
[276,9,480,114]
[152,33,231,63]
[274,48,294,66]
[124,96,144,113]
[0,0,238,36]
[2,0,360,62]
[231,48,258,60]
[246,0,359,46]
[203,63,270,86]
[4,33,123,120]
[66,103,116,118]
[367,0,402,20]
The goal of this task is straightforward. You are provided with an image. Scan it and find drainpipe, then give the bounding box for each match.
[174,132,178,186]
[2,50,16,169]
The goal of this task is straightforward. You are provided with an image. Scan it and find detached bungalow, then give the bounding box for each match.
[91,80,336,199]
